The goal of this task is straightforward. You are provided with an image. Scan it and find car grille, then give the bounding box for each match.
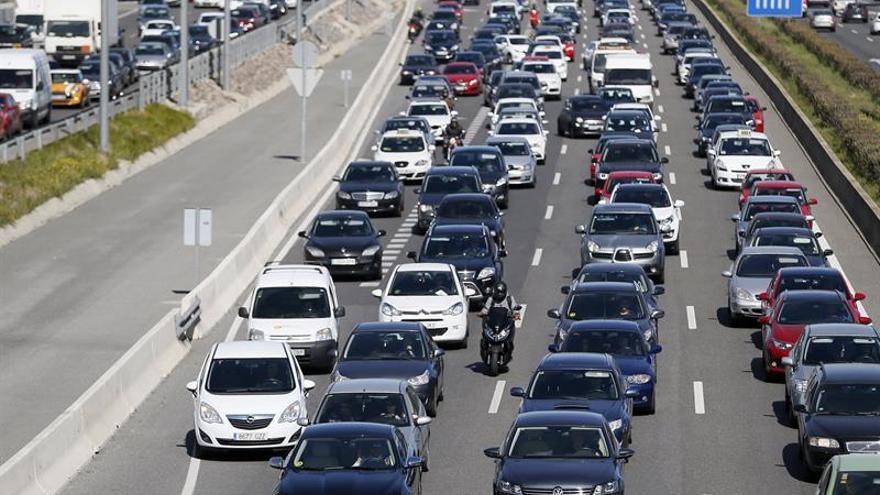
[521,487,593,495]
[394,161,409,168]
[614,249,633,262]
[267,334,313,343]
[400,308,445,316]
[352,191,385,200]
[458,270,476,281]
[56,46,81,53]
[592,251,613,260]
[427,327,448,336]
[226,415,274,430]
[216,437,285,446]
[634,252,654,259]
[847,440,880,453]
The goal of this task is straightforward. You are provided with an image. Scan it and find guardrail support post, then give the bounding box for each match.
[138,77,145,110]
[222,0,231,90]
[17,136,24,160]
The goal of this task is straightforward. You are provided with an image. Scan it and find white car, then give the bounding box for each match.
[186,341,316,454]
[531,46,568,81]
[870,11,880,34]
[489,98,543,127]
[678,52,719,84]
[141,19,178,38]
[499,35,530,63]
[809,9,837,30]
[546,0,579,13]
[590,48,637,92]
[602,8,637,25]
[490,117,548,164]
[372,129,434,181]
[521,59,562,99]
[372,263,474,345]
[708,129,782,189]
[610,183,684,253]
[241,264,344,371]
[404,99,455,144]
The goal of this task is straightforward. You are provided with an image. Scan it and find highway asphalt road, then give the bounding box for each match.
[806,5,880,70]
[0,14,400,464]
[52,0,880,494]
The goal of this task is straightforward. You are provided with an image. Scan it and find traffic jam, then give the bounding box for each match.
[184,0,880,492]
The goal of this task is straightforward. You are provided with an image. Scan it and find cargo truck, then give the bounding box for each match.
[43,0,118,66]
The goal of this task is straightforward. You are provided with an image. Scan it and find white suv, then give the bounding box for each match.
[372,129,435,181]
[531,46,568,81]
[240,264,345,371]
[186,341,316,454]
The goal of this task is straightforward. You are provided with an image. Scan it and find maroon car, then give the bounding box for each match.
[0,93,23,141]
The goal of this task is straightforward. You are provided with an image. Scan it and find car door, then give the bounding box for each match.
[423,326,445,390]
[405,385,429,455]
[396,428,421,493]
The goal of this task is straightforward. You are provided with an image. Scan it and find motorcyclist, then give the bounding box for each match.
[479,281,519,319]
[412,7,425,22]
[529,4,539,29]
[444,117,464,158]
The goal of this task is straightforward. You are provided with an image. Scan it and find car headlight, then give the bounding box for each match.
[443,302,464,316]
[337,191,351,199]
[497,480,522,494]
[306,246,325,257]
[794,379,807,394]
[643,329,653,341]
[330,370,347,382]
[402,70,412,75]
[451,44,459,50]
[626,374,651,384]
[30,99,37,110]
[735,288,755,302]
[478,267,496,280]
[652,172,663,181]
[587,240,600,253]
[248,329,265,340]
[808,437,840,449]
[426,70,436,75]
[418,203,433,213]
[362,245,381,257]
[576,116,584,123]
[315,328,333,341]
[496,176,508,187]
[715,160,727,171]
[593,480,621,494]
[414,159,429,168]
[424,45,434,51]
[384,190,399,199]
[408,370,430,386]
[598,172,609,180]
[769,338,793,350]
[647,240,660,252]
[278,402,302,423]
[468,78,478,86]
[199,402,223,424]
[659,216,673,227]
[381,302,401,316]
[608,418,623,431]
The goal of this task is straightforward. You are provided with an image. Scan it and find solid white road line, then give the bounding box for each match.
[680,250,689,268]
[545,205,554,220]
[693,381,706,414]
[553,172,561,185]
[686,305,697,330]
[661,122,667,133]
[560,144,568,155]
[179,458,201,495]
[669,172,676,184]
[664,145,671,156]
[812,220,868,317]
[531,248,543,266]
[488,380,506,414]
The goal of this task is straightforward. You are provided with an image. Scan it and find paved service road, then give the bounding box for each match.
[802,6,880,69]
[56,0,880,494]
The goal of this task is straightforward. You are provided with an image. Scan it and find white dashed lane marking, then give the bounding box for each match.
[664,145,671,156]
[531,248,543,266]
[553,172,561,185]
[560,144,568,155]
[545,205,554,220]
[680,250,689,268]
[661,122,667,133]
[694,382,706,414]
[687,306,697,330]
[658,104,664,114]
[488,380,506,414]
[669,172,676,184]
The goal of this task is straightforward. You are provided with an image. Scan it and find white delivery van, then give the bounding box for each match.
[602,52,658,106]
[589,47,636,92]
[44,0,117,66]
[0,49,52,127]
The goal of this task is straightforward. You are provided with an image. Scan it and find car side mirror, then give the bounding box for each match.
[268,457,285,470]
[625,388,640,398]
[673,200,685,208]
[823,248,833,257]
[406,251,418,260]
[575,224,586,234]
[721,270,733,278]
[377,229,387,237]
[429,145,436,151]
[433,348,446,358]
[414,188,422,194]
[499,249,508,258]
[859,316,873,325]
[296,417,310,427]
[773,149,781,157]
[653,286,665,295]
[297,231,309,239]
[303,379,316,391]
[465,286,478,298]
[661,157,669,163]
[415,415,433,426]
[547,308,561,319]
[616,448,635,460]
[548,343,560,353]
[793,404,807,413]
[371,144,379,152]
[650,309,665,320]
[650,344,662,354]
[238,306,249,318]
[371,288,385,299]
[450,110,459,117]
[405,456,426,469]
[335,306,346,318]
[781,356,794,367]
[510,386,525,397]
[483,447,502,459]
[332,176,341,182]
[808,198,818,205]
[758,316,770,325]
[560,286,571,294]
[757,292,769,301]
[730,214,739,222]
[855,292,867,301]
[185,380,198,395]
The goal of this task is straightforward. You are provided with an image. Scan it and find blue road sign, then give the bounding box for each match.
[748,0,802,17]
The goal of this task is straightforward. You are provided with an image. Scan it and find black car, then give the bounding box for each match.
[598,86,636,105]
[269,422,425,495]
[78,60,123,100]
[84,52,132,89]
[484,410,634,495]
[415,166,484,232]
[334,160,404,216]
[448,146,510,208]
[595,138,667,188]
[332,322,446,415]
[470,42,503,75]
[399,54,438,85]
[0,24,33,48]
[795,363,880,472]
[188,24,216,53]
[410,223,505,304]
[570,263,665,314]
[432,193,505,249]
[698,86,744,112]
[841,2,869,22]
[109,47,138,85]
[694,112,748,156]
[685,62,728,97]
[557,95,610,138]
[423,29,459,62]
[495,82,541,106]
[749,226,833,267]
[300,210,386,279]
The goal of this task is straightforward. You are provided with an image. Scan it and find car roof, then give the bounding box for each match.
[572,281,639,293]
[513,410,608,428]
[454,145,502,154]
[606,170,655,178]
[820,363,880,384]
[778,289,846,303]
[592,202,654,214]
[745,195,799,205]
[430,223,487,234]
[497,117,542,125]
[718,129,769,140]
[348,160,394,168]
[538,352,615,370]
[213,341,289,359]
[835,453,880,472]
[579,263,647,275]
[256,264,330,288]
[613,183,665,193]
[316,209,371,220]
[753,180,803,189]
[568,319,642,332]
[752,226,814,236]
[749,212,808,222]
[425,165,479,176]
[439,193,493,203]
[395,262,454,273]
[326,378,407,395]
[806,323,878,338]
[485,135,531,145]
[302,422,396,438]
[352,321,425,333]
[778,266,841,277]
[738,246,806,256]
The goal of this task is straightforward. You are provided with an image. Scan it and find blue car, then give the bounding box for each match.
[269,422,425,495]
[510,352,637,445]
[550,320,662,414]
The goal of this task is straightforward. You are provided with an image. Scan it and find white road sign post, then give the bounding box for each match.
[290,41,321,162]
[184,208,213,288]
[341,69,352,108]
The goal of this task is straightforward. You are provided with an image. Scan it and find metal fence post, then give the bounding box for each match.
[138,76,145,110]
[17,136,24,160]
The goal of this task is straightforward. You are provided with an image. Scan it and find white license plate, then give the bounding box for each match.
[291,348,306,356]
[61,55,75,60]
[331,258,357,265]
[358,200,378,207]
[233,432,267,441]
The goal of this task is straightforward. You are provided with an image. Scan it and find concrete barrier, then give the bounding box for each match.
[0,1,413,493]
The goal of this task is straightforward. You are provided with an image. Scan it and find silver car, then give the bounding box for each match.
[809,9,837,30]
[723,246,809,324]
[576,203,666,284]
[485,136,537,187]
[782,323,880,421]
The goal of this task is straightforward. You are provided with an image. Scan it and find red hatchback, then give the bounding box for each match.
[438,1,463,20]
[739,168,796,207]
[760,290,869,376]
[0,93,22,140]
[758,266,867,319]
[443,62,482,95]
[595,170,657,202]
[744,95,766,133]
[751,180,818,219]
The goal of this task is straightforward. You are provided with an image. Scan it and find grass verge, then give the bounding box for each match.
[0,104,195,227]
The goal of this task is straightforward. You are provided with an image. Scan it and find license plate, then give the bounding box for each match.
[233,432,267,441]
[291,348,306,356]
[52,95,66,101]
[331,258,357,265]
[61,55,75,60]
[358,200,378,207]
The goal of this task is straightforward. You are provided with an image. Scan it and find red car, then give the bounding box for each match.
[739,168,796,207]
[558,34,576,61]
[0,93,23,140]
[437,1,463,20]
[759,266,867,318]
[594,170,657,202]
[744,95,766,133]
[760,290,869,376]
[751,180,818,219]
[443,62,482,96]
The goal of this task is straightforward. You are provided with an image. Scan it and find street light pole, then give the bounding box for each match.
[99,0,110,152]
[180,0,189,106]
[222,0,230,90]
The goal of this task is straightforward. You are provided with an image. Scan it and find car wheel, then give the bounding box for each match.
[728,308,742,327]
[645,392,656,414]
[426,393,439,417]
[557,120,566,136]
[653,270,664,285]
[568,123,576,138]
[529,175,537,188]
[499,196,509,210]
[667,239,680,255]
[785,391,796,426]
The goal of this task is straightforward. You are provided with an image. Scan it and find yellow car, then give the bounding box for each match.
[50,69,90,108]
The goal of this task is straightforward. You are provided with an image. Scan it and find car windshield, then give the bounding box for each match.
[206,358,294,394]
[445,64,476,74]
[508,426,610,459]
[704,114,746,129]
[47,20,89,37]
[736,254,807,277]
[411,85,447,98]
[529,369,619,400]
[598,87,635,102]
[744,202,800,219]
[503,76,538,88]
[252,287,331,319]
[563,330,647,356]
[437,198,494,218]
[344,165,396,182]
[381,136,425,153]
[388,270,458,296]
[570,98,607,111]
[0,69,31,89]
[590,213,656,235]
[498,86,536,99]
[291,438,398,471]
[692,64,725,78]
[754,234,820,256]
[385,119,428,134]
[410,104,448,116]
[605,69,651,85]
[754,186,806,204]
[344,331,427,360]
[815,384,880,415]
[778,300,854,324]
[606,176,654,193]
[189,25,209,36]
[497,122,540,135]
[313,216,373,237]
[613,187,671,207]
[136,45,166,56]
[803,337,880,366]
[604,116,650,132]
[534,50,562,60]
[524,63,557,74]
[51,72,81,84]
[424,233,490,258]
[493,141,530,156]
[778,274,847,293]
[427,31,456,42]
[317,393,410,427]
[833,472,880,494]
[708,98,748,114]
[407,55,434,65]
[567,292,645,320]
[744,172,794,188]
[449,150,504,173]
[424,174,480,193]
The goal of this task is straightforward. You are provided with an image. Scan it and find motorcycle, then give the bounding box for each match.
[529,9,539,29]
[445,134,462,162]
[480,305,522,376]
[407,20,422,43]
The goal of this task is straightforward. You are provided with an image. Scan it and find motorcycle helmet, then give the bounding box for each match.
[492,282,508,303]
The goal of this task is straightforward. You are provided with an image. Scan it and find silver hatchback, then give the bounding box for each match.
[723,246,809,324]
[485,135,537,187]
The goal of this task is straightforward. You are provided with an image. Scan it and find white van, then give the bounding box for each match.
[0,49,51,127]
[602,52,658,106]
[240,264,346,372]
[589,47,636,92]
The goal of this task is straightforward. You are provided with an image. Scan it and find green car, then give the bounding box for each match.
[816,454,880,494]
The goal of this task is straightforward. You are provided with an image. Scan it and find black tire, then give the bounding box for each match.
[557,120,566,136]
[499,197,509,210]
[489,351,500,376]
[653,270,665,285]
[394,201,404,217]
[667,239,680,255]
[645,393,656,414]
[426,393,438,417]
